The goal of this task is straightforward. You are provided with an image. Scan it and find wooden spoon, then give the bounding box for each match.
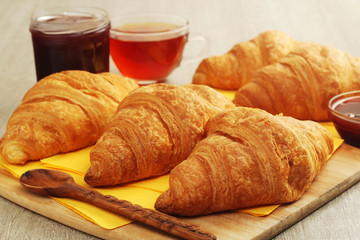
[20,169,216,240]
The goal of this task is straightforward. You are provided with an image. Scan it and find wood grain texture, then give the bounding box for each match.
[1,143,360,240]
[1,0,360,239]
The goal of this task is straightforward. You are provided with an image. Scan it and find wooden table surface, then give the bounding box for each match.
[1,0,360,239]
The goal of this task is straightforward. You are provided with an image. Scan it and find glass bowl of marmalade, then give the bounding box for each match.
[328,90,360,148]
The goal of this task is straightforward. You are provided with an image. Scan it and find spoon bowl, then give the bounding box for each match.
[20,169,75,197]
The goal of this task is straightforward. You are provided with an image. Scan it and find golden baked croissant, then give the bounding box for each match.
[0,70,138,164]
[233,42,360,121]
[192,30,299,90]
[155,107,334,216]
[84,84,235,187]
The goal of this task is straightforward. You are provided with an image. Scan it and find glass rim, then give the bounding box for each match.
[110,12,189,41]
[30,6,110,35]
[328,90,360,123]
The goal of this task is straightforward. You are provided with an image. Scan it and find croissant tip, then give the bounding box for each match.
[1,142,28,164]
[155,190,179,215]
[84,167,108,187]
[154,192,167,210]
[84,172,97,187]
[192,72,208,85]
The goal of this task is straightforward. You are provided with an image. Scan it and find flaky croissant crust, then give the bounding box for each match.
[192,30,299,90]
[233,42,360,121]
[84,84,235,187]
[155,107,334,216]
[0,70,138,164]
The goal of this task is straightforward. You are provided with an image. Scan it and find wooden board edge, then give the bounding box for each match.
[254,144,360,239]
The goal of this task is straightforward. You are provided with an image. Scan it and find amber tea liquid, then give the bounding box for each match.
[110,22,188,81]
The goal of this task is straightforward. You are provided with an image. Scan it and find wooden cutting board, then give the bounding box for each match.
[1,143,360,240]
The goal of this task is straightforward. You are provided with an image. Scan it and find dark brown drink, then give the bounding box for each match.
[30,7,110,81]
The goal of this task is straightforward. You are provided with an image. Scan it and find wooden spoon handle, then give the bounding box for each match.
[63,182,216,240]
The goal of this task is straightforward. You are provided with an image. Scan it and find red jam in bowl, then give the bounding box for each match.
[328,90,360,148]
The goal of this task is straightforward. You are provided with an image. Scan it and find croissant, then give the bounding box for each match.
[233,42,360,121]
[155,107,334,216]
[192,30,299,90]
[84,84,235,187]
[0,70,138,164]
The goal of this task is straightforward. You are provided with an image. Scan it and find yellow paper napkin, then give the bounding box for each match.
[0,154,164,229]
[40,149,170,193]
[40,147,93,176]
[0,159,44,178]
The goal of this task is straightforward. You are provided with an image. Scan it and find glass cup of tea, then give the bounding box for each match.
[110,13,209,85]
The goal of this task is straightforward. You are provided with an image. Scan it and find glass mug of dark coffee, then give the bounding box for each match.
[110,13,209,85]
[30,6,110,81]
